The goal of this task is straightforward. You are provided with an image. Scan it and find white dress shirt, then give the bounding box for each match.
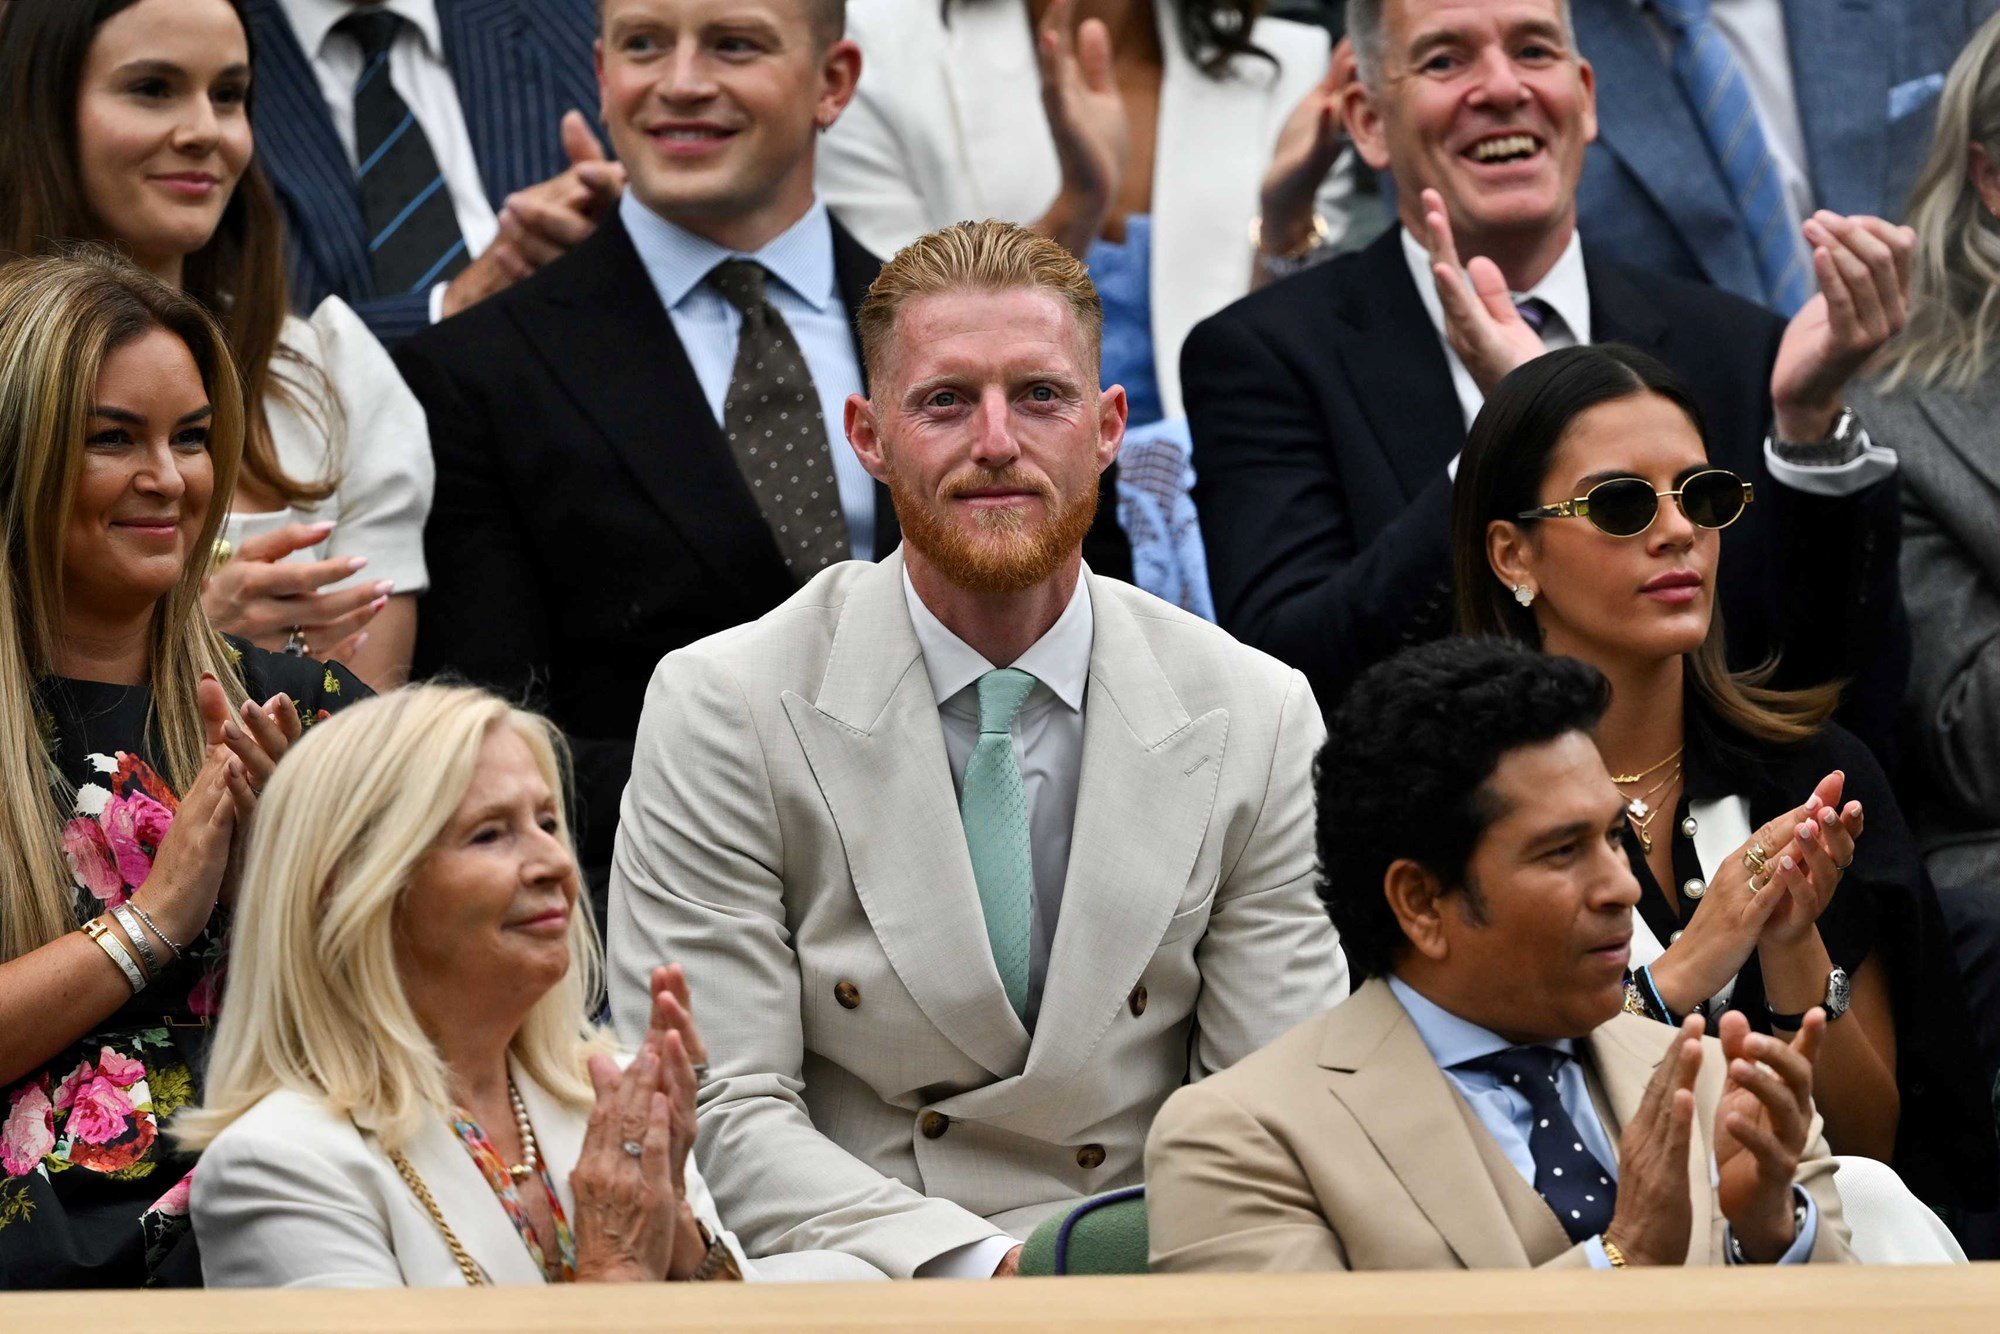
[1634,0,1815,238]
[1400,224,1896,496]
[1387,976,1820,1267]
[902,567,1093,1280]
[619,190,877,559]
[277,0,500,322]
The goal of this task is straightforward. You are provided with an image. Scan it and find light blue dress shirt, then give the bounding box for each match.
[618,191,875,560]
[1386,976,1818,1266]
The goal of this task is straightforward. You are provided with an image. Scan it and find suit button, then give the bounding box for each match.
[1682,878,1706,900]
[834,981,861,1009]
[920,1111,949,1139]
[1076,1144,1106,1170]
[1128,984,1148,1017]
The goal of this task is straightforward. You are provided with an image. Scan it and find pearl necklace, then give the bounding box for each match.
[506,1077,540,1183]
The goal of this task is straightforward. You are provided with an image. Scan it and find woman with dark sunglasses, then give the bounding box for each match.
[1447,343,1995,1216]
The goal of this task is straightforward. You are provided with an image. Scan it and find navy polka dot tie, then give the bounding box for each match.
[1460,1046,1616,1244]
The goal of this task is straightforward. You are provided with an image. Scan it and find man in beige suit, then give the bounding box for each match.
[607,220,1347,1279]
[1147,637,1853,1272]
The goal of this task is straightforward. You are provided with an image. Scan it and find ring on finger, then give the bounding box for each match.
[691,1062,710,1082]
[620,1140,643,1158]
[1749,871,1770,893]
[282,625,311,657]
[1834,857,1853,871]
[1742,842,1770,876]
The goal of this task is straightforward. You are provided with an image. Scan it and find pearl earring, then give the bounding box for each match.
[1513,584,1536,608]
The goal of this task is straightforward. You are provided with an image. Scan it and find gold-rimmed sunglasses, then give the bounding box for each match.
[1516,468,1755,538]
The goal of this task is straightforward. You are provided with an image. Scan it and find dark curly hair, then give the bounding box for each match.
[1315,636,1610,980]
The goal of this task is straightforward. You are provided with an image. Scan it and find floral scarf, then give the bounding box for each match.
[449,1111,577,1284]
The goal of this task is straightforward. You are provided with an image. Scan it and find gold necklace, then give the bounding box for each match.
[1622,764,1682,853]
[1609,745,1684,786]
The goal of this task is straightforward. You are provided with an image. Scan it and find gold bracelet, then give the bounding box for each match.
[1600,1235,1629,1269]
[687,1220,744,1282]
[83,916,147,994]
[1248,211,1331,262]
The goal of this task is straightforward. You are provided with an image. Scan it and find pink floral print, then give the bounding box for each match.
[1,1082,55,1177]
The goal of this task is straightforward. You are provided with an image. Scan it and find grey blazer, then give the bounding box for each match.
[605,550,1348,1278]
[1852,376,2000,890]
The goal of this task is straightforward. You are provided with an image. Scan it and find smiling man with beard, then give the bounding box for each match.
[606,219,1348,1280]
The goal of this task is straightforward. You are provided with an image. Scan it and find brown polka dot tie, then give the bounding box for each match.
[706,259,852,580]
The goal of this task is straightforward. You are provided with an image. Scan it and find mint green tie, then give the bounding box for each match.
[960,668,1037,1023]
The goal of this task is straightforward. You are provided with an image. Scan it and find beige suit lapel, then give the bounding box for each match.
[392,1112,545,1285]
[783,552,1032,1078]
[1025,577,1225,1090]
[1320,981,1532,1270]
[1449,1092,1575,1265]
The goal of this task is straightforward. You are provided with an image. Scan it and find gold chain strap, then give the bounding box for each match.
[389,1150,488,1287]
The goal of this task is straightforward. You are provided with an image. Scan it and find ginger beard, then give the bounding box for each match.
[888,459,1100,595]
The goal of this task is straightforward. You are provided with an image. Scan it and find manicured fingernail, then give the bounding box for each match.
[346,557,368,572]
[369,596,389,614]
[373,580,396,596]
[1804,795,1820,813]
[352,632,370,651]
[241,699,257,717]
[1796,822,1810,840]
[222,720,241,740]
[1781,855,1796,871]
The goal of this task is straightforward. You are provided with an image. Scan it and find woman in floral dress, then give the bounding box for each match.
[0,253,365,1287]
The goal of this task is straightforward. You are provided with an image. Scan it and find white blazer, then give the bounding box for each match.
[191,1058,883,1286]
[818,0,1354,419]
[606,551,1348,1279]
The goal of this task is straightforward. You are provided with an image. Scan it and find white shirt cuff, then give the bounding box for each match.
[1725,1186,1820,1265]
[914,1234,1019,1279]
[428,281,450,325]
[1763,434,1898,497]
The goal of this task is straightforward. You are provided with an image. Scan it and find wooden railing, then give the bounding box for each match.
[7,1264,2000,1331]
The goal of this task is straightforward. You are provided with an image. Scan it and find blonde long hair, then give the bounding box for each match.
[176,686,608,1153]
[0,249,250,963]
[1874,11,2000,392]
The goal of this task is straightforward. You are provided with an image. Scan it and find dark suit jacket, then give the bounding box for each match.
[1184,227,1907,754]
[244,0,602,346]
[1572,0,1991,304]
[395,213,891,884]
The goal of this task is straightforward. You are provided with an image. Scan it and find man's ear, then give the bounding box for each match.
[1096,383,1127,474]
[816,39,864,131]
[1345,78,1392,173]
[844,393,890,484]
[1383,858,1451,963]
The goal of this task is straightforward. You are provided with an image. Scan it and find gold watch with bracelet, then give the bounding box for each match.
[688,1218,743,1282]
[1250,212,1331,279]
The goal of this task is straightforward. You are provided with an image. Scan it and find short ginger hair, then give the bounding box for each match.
[857,219,1104,388]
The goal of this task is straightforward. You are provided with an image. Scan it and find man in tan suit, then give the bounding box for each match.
[1147,637,1853,1272]
[607,220,1347,1279]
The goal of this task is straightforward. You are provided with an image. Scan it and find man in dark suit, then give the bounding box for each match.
[1572,0,1992,311]
[396,0,1126,898]
[246,0,620,346]
[1185,0,1910,754]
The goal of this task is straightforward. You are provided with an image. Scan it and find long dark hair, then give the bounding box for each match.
[945,1,1275,79]
[0,0,337,508]
[1450,344,1838,747]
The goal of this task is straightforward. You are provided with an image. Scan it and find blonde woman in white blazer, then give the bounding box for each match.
[819,0,1356,422]
[181,686,879,1287]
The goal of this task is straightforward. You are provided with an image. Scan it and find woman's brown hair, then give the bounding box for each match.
[1450,343,1839,748]
[0,0,339,510]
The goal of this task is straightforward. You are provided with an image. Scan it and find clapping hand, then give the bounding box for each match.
[1713,1008,1825,1261]
[1753,773,1864,949]
[441,112,626,318]
[201,522,391,663]
[1602,1015,1703,1266]
[1420,188,1543,396]
[1257,40,1354,258]
[1769,213,1914,442]
[1033,0,1128,258]
[572,1045,682,1283]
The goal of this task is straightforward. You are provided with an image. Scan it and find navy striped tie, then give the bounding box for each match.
[336,9,470,298]
[1650,0,1811,314]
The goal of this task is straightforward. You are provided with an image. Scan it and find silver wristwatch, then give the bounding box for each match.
[1767,966,1850,1028]
[1770,406,1867,467]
